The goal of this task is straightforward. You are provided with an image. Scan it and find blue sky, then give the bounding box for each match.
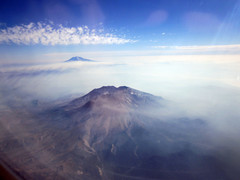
[0,0,240,63]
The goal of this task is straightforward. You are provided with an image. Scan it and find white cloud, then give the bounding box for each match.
[174,44,240,51]
[153,44,240,54]
[0,22,134,45]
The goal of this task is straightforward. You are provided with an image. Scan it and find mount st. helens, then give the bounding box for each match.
[0,86,237,179]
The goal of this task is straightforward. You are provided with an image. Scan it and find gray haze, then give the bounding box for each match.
[0,56,240,179]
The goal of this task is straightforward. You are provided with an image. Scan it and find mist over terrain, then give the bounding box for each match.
[1,55,240,121]
[0,56,240,179]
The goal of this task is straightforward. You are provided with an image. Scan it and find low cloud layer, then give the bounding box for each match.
[0,22,133,45]
[153,44,240,54]
[0,58,240,152]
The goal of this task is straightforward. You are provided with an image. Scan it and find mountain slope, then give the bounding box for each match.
[42,86,228,179]
[0,86,237,180]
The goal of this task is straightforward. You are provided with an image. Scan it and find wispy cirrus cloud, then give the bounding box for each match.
[0,22,134,45]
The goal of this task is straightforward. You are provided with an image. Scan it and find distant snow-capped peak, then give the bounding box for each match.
[65,56,95,62]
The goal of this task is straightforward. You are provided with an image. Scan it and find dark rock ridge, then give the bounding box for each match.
[65,56,95,62]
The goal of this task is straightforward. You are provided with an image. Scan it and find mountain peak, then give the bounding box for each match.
[65,86,162,112]
[59,87,163,148]
[65,56,95,62]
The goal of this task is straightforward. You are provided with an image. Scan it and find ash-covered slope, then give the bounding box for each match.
[51,86,164,154]
[43,86,229,180]
[0,86,237,180]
